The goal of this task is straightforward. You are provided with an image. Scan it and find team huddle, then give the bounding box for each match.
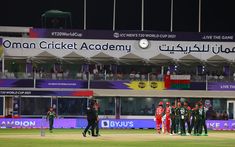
[155,100,208,136]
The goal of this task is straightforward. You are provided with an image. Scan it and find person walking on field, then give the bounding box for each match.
[82,104,97,137]
[155,101,164,134]
[46,107,56,133]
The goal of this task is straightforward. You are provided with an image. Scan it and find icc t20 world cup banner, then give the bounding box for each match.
[208,82,235,91]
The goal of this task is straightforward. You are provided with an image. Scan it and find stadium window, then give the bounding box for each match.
[121,97,171,115]
[20,97,51,115]
[58,98,87,116]
[95,97,115,115]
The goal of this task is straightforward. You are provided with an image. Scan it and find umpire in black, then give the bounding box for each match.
[82,102,97,137]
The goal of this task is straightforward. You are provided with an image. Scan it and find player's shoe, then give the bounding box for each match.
[170,133,173,136]
[82,132,86,137]
[186,133,190,136]
[202,133,208,136]
[92,135,98,137]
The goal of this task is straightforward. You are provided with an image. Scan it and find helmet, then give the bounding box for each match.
[166,102,170,105]
[159,101,163,106]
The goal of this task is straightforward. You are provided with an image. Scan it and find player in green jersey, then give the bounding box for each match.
[193,104,200,136]
[175,102,181,135]
[199,102,208,136]
[184,101,191,135]
[46,107,56,133]
[179,103,187,136]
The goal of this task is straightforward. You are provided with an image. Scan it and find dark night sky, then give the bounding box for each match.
[0,0,235,32]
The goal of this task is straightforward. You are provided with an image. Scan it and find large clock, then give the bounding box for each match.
[139,39,149,49]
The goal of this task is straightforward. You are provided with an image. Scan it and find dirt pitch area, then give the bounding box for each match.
[0,132,234,142]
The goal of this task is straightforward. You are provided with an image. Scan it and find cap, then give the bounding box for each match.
[159,101,163,106]
[166,102,170,105]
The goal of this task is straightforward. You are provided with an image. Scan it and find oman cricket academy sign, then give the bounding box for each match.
[2,37,235,61]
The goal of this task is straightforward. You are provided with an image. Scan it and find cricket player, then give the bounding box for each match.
[179,102,187,136]
[46,107,56,133]
[175,102,181,134]
[193,103,200,136]
[190,104,196,134]
[82,104,97,137]
[155,101,164,134]
[184,101,191,135]
[94,101,100,136]
[170,102,176,135]
[199,102,208,136]
[165,102,171,134]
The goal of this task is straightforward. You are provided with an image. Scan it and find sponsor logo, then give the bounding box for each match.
[113,32,120,38]
[150,82,158,89]
[101,120,110,128]
[101,120,134,128]
[0,120,36,127]
[138,81,146,89]
[207,122,221,128]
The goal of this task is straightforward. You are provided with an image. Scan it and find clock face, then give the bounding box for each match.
[139,39,149,49]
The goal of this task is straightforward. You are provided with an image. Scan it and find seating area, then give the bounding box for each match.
[1,60,235,82]
[0,70,234,83]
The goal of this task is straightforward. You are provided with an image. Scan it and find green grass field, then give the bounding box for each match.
[0,129,234,147]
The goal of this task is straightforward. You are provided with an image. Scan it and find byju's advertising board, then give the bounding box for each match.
[1,118,235,130]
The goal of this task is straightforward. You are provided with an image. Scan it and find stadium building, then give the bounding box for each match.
[0,26,234,126]
[0,1,235,129]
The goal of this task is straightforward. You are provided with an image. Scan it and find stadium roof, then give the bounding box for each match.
[63,51,85,59]
[90,52,116,64]
[179,54,201,62]
[207,55,228,62]
[34,51,57,59]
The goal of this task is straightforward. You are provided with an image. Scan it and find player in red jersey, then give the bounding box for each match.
[165,102,171,134]
[155,101,164,134]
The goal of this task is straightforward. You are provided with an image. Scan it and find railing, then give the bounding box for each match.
[0,72,164,81]
[1,71,235,82]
